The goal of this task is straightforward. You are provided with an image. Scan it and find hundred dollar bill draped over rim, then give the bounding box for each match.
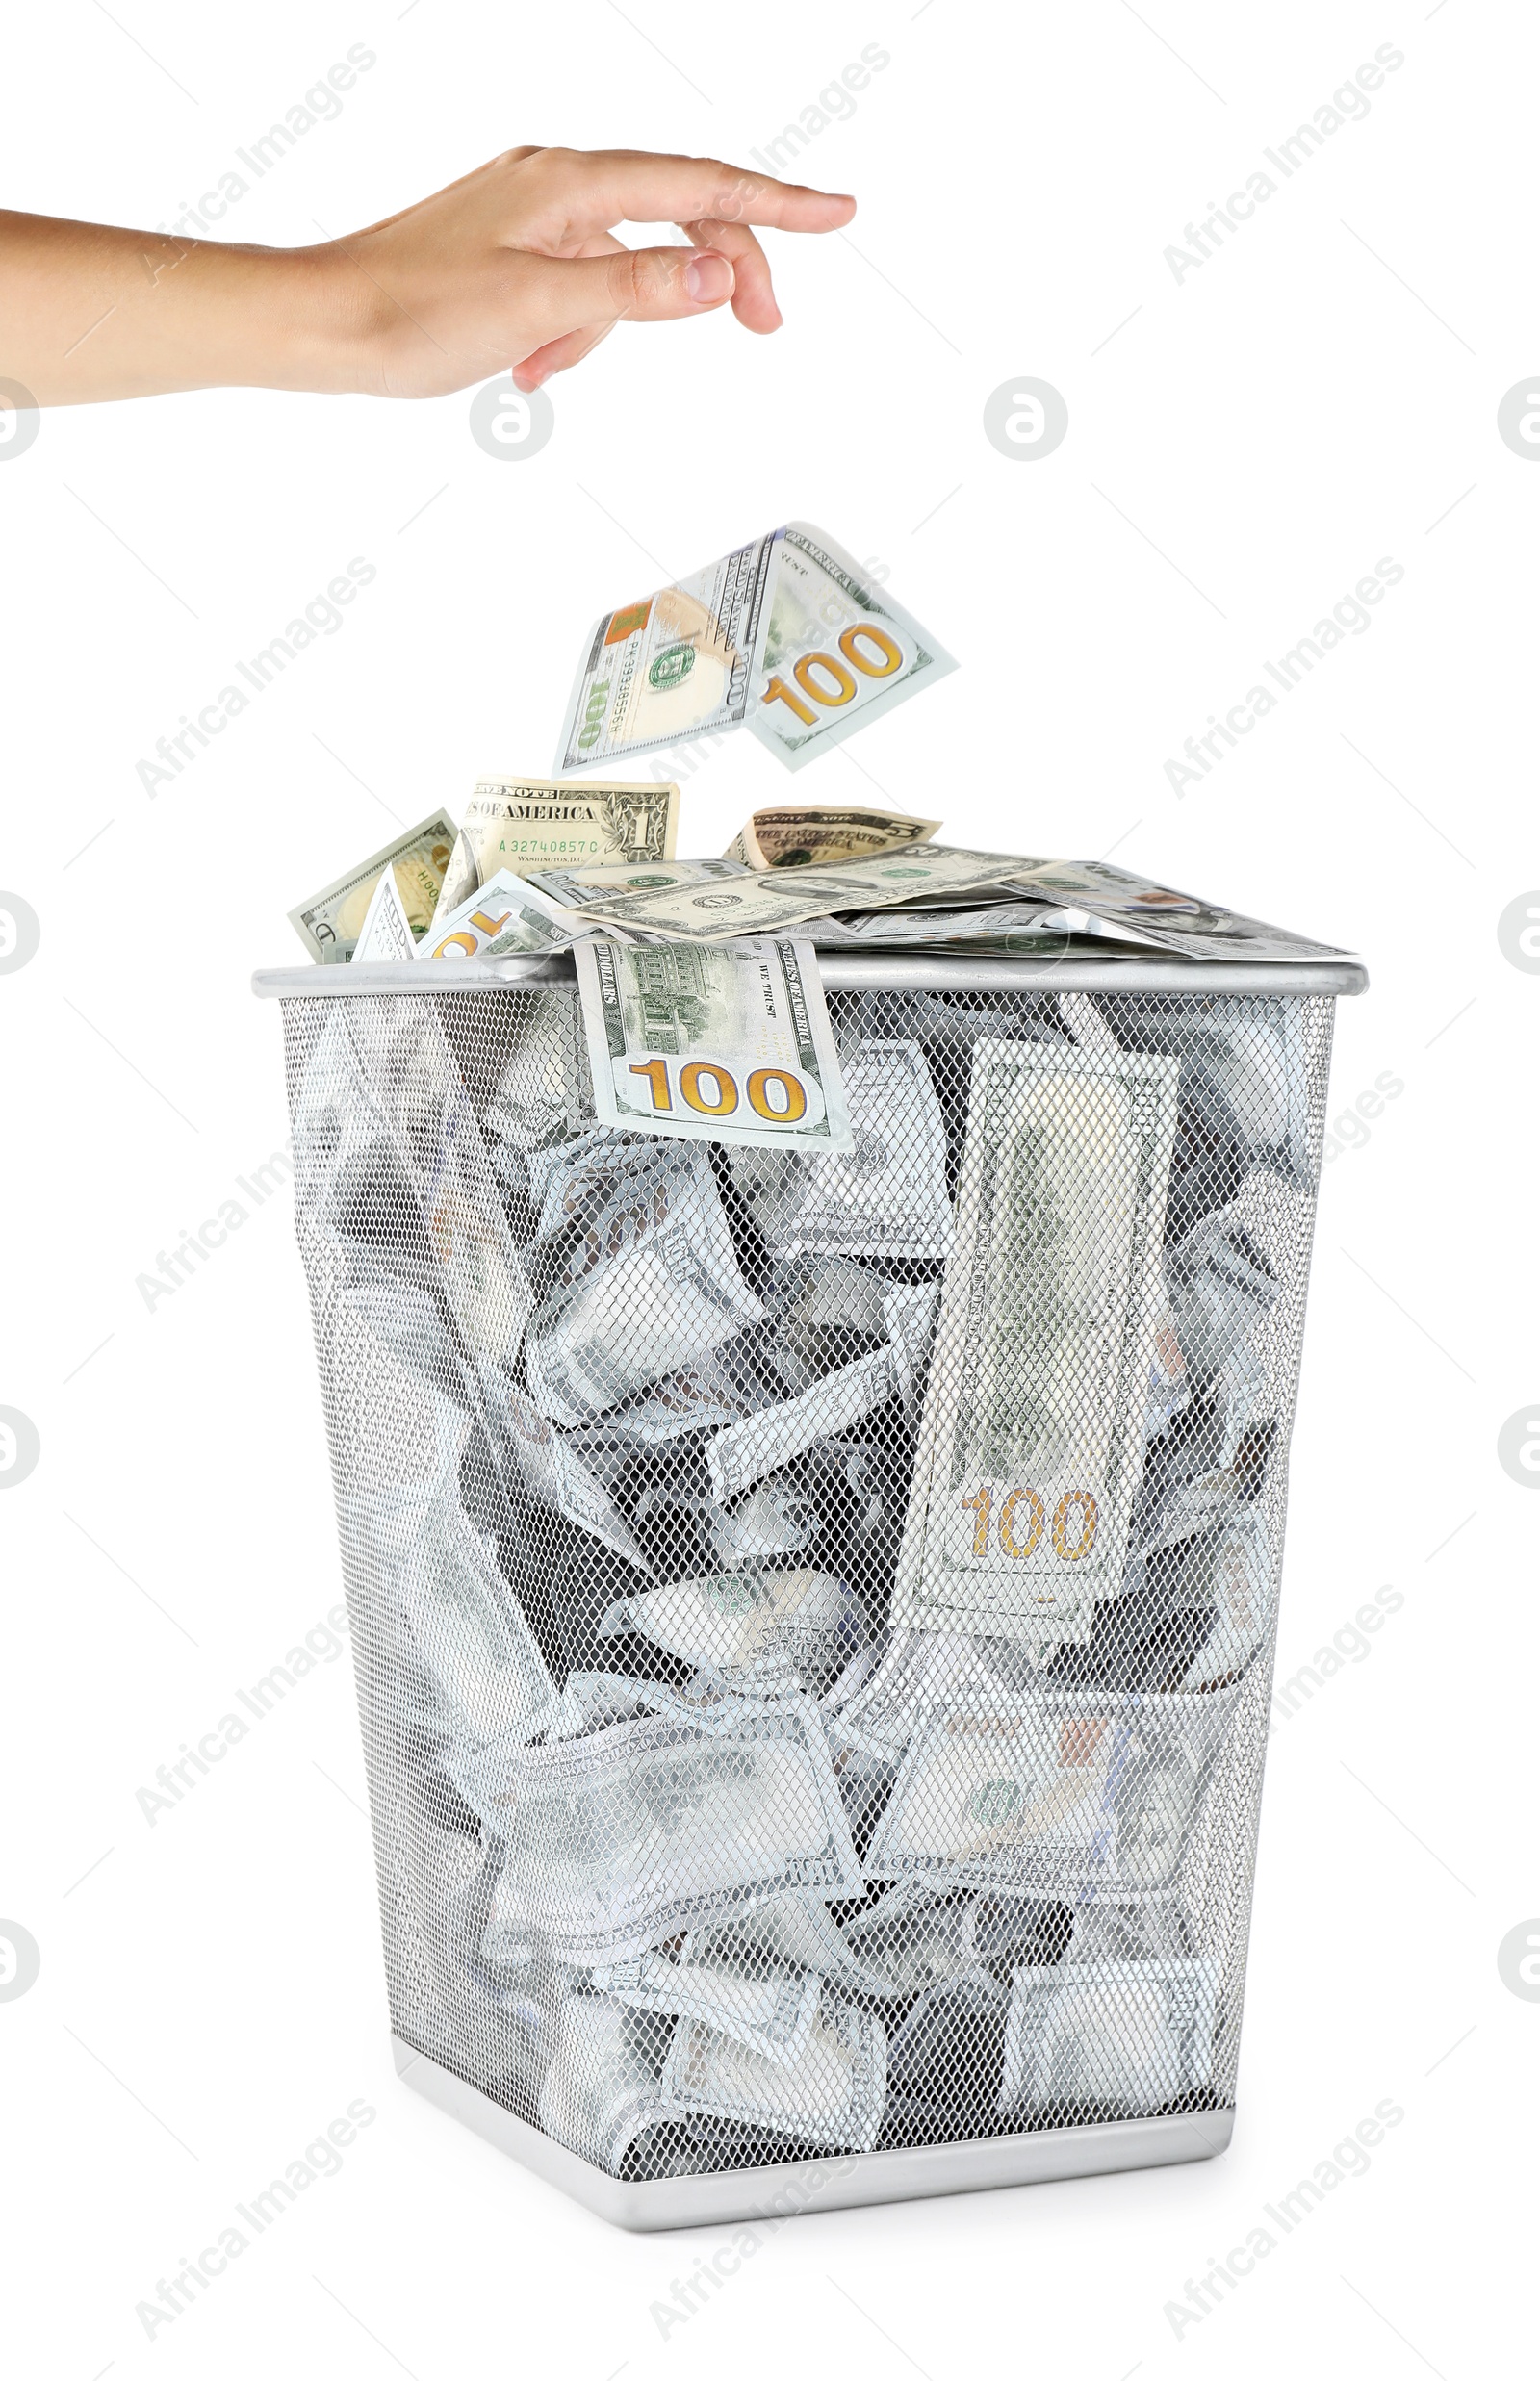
[288,808,455,962]
[552,521,955,776]
[573,934,853,1151]
[563,845,1036,944]
[436,777,680,913]
[724,804,941,870]
[892,1038,1180,1651]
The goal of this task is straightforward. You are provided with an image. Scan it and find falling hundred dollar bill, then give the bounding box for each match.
[287,808,455,963]
[573,934,853,1152]
[552,522,956,777]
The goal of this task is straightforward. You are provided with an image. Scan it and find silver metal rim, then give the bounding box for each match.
[391,2035,1234,2232]
[253,952,1367,1000]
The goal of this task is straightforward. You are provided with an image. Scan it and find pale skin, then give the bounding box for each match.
[0,146,857,407]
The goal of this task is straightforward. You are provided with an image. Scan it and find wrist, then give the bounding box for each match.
[260,241,391,396]
[186,239,383,397]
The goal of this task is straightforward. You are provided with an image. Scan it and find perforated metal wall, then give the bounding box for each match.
[278,974,1335,2185]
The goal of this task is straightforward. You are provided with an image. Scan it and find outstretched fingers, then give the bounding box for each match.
[455,147,858,389]
[513,147,855,247]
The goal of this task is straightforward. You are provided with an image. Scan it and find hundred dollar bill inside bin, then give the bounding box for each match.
[277,954,1335,2181]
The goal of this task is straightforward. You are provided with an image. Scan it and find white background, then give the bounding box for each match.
[2,2,1532,2373]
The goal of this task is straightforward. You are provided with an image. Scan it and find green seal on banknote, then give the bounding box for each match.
[649,643,695,690]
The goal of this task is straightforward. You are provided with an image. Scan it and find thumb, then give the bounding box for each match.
[519,243,735,342]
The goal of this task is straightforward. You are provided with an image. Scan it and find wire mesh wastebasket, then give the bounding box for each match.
[254,943,1365,2229]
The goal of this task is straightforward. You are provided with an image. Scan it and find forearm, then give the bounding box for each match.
[0,211,367,404]
[0,154,852,407]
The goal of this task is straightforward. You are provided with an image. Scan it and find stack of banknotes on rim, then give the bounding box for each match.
[283,527,1341,2180]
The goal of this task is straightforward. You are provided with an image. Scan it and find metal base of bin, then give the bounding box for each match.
[391,2035,1233,2232]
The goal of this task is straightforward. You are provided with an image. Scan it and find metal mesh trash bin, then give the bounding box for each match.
[254,943,1365,2229]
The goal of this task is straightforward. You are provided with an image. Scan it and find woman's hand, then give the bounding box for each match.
[330,145,856,397]
[0,148,855,407]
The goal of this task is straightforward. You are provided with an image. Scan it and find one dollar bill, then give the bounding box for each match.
[437,777,680,913]
[573,934,852,1152]
[892,1038,1179,1651]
